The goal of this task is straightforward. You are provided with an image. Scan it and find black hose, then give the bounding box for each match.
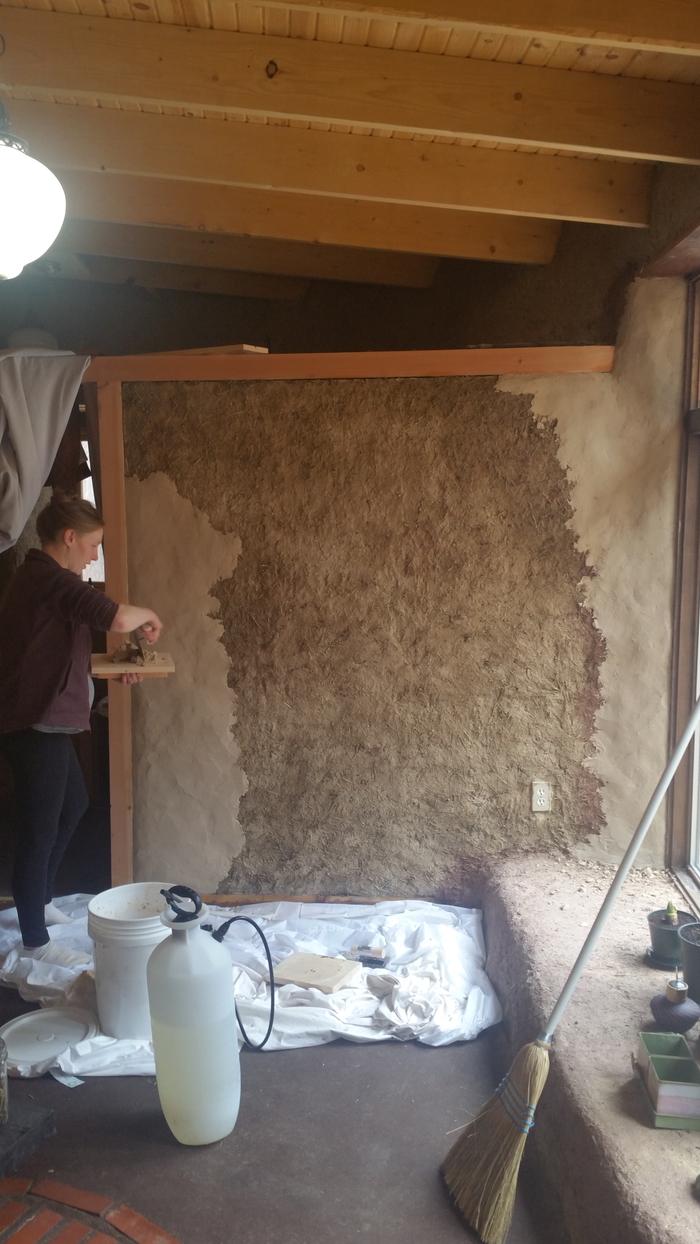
[212,916,275,1051]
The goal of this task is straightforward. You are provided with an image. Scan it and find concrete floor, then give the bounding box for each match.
[0,990,547,1244]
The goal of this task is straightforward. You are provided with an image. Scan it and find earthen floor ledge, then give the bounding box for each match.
[482,854,700,1244]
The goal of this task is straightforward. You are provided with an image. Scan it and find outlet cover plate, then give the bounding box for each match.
[531,780,552,813]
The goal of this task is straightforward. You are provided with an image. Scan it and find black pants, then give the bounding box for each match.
[2,730,88,947]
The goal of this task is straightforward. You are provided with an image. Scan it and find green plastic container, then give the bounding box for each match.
[637,1031,691,1075]
[638,1080,700,1131]
[646,1054,700,1114]
[635,1032,700,1129]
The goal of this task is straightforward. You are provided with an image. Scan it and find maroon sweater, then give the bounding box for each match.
[0,550,119,734]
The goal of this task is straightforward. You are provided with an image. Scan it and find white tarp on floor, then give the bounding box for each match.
[0,896,502,1077]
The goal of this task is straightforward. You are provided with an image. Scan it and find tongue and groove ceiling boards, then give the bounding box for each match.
[1,2,699,297]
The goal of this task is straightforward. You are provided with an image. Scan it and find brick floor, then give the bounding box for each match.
[50,1225,92,1243]
[103,1206,180,1244]
[5,1209,62,1242]
[0,1182,33,1200]
[31,1183,113,1219]
[0,1179,182,1244]
[0,1201,26,1233]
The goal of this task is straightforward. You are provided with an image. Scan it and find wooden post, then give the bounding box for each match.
[95,380,133,885]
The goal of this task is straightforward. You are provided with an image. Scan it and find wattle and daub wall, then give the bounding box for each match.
[124,278,683,897]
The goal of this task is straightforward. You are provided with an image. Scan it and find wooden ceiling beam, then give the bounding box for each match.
[59,171,560,264]
[55,220,439,288]
[0,9,698,162]
[273,1,700,56]
[12,99,650,229]
[25,251,309,301]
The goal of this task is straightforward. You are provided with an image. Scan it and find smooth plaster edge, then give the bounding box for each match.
[125,472,246,892]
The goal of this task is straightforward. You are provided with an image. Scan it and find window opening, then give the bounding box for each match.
[80,438,105,584]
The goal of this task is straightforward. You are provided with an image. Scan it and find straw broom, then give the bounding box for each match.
[441,692,700,1244]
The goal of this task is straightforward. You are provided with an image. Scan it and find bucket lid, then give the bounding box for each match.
[0,1007,98,1073]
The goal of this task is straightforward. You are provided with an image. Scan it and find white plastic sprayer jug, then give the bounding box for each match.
[147,885,275,1147]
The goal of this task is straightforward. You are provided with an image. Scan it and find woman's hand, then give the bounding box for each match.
[119,672,143,686]
[138,614,163,645]
[112,605,164,641]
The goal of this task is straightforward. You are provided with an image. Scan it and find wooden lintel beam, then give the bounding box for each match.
[57,171,560,265]
[12,99,649,229]
[84,345,615,384]
[273,1,700,56]
[26,250,310,301]
[0,9,698,162]
[57,220,438,288]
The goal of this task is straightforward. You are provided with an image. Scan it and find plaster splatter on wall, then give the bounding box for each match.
[125,472,244,892]
[124,376,603,898]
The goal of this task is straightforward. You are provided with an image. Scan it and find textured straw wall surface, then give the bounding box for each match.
[124,375,603,897]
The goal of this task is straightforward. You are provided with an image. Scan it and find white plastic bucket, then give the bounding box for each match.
[87,882,173,1039]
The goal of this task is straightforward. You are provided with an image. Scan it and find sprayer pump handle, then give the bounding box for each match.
[160,885,203,923]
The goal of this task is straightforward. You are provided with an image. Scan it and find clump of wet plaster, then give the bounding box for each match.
[125,472,244,892]
[124,376,604,896]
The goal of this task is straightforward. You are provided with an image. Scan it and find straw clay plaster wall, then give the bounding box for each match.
[500,277,684,866]
[123,277,683,894]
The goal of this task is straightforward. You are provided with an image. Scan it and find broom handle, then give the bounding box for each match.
[541,693,700,1045]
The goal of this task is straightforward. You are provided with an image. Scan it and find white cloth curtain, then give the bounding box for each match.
[0,349,90,551]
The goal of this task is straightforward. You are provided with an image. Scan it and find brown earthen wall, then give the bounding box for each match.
[124,375,603,896]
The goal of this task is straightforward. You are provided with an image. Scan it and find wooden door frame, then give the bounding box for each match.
[668,278,700,909]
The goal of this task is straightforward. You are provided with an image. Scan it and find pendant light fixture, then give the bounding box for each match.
[0,101,66,281]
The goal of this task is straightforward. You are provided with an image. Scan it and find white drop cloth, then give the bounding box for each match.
[0,895,502,1077]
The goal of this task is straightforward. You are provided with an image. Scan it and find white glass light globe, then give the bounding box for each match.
[0,143,66,280]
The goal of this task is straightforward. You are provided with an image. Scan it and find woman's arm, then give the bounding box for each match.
[110,604,163,643]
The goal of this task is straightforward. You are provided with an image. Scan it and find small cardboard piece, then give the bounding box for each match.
[91,653,175,679]
[273,953,362,994]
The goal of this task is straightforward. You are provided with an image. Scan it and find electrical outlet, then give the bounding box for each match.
[531,780,552,813]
